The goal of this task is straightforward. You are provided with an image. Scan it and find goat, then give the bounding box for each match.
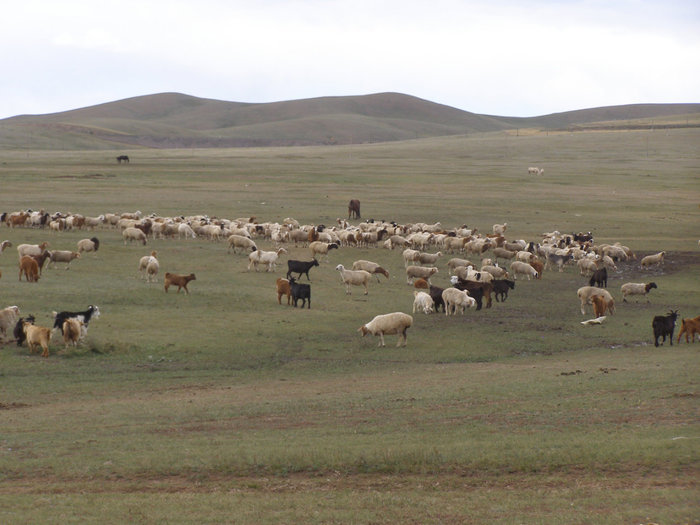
[677,315,700,344]
[589,267,608,288]
[164,272,196,294]
[286,259,320,281]
[52,305,100,334]
[652,310,678,347]
[288,277,311,308]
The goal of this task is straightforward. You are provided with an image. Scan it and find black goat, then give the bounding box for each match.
[429,285,446,313]
[492,279,515,302]
[13,315,35,346]
[589,267,608,288]
[652,310,679,347]
[52,305,100,334]
[286,259,319,281]
[289,278,311,309]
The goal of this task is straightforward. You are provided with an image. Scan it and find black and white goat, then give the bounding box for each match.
[52,305,100,334]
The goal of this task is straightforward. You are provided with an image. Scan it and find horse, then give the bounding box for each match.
[116,155,130,164]
[348,199,361,220]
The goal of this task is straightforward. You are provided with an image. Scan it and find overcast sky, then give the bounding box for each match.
[2,0,698,120]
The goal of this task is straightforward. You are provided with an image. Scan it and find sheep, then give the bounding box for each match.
[335,264,371,295]
[0,240,12,253]
[402,248,421,267]
[386,235,411,250]
[227,234,257,254]
[481,264,509,279]
[447,258,474,273]
[352,260,389,283]
[358,312,413,347]
[77,237,100,254]
[620,282,657,302]
[509,261,538,280]
[138,251,158,280]
[577,257,599,276]
[601,255,618,272]
[528,167,544,175]
[309,241,339,262]
[164,272,196,294]
[19,256,40,282]
[17,241,49,258]
[577,286,615,316]
[405,265,438,285]
[492,223,507,236]
[412,291,434,314]
[641,251,665,269]
[492,279,515,302]
[652,310,678,346]
[276,278,292,305]
[443,236,469,254]
[677,315,700,344]
[122,227,147,245]
[493,247,517,263]
[62,318,86,349]
[441,287,476,316]
[591,295,613,317]
[589,267,608,288]
[0,306,20,342]
[48,250,80,269]
[413,278,430,289]
[178,223,197,239]
[248,247,288,272]
[23,321,52,358]
[516,250,535,263]
[530,260,544,280]
[146,256,160,283]
[417,251,442,265]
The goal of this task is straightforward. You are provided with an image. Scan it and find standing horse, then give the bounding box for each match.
[348,199,361,220]
[116,155,130,164]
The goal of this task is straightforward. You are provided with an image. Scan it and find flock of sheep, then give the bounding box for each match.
[0,208,697,352]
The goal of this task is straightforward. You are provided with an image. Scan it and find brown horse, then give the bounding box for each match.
[348,199,361,220]
[116,155,130,164]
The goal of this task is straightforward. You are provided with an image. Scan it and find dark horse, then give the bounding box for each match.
[116,155,130,164]
[348,199,361,220]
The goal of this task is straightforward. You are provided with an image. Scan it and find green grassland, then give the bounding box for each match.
[0,127,698,524]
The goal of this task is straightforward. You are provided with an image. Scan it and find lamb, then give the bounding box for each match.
[19,256,40,282]
[122,227,147,245]
[138,251,158,280]
[620,282,657,302]
[412,291,434,314]
[677,315,700,344]
[164,272,196,294]
[352,260,389,282]
[17,241,49,258]
[0,305,20,342]
[358,312,413,347]
[77,237,100,254]
[48,250,80,269]
[641,251,665,269]
[23,321,52,357]
[335,264,371,295]
[227,234,257,254]
[441,287,476,316]
[405,265,438,285]
[309,241,339,262]
[248,247,287,272]
[509,261,538,280]
[276,278,292,305]
[577,286,615,316]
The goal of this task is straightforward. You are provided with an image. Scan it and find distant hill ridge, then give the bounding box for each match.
[1,92,698,150]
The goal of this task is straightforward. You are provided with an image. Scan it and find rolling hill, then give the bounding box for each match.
[1,92,698,150]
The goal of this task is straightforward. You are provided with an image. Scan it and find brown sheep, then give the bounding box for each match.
[164,272,196,294]
[413,278,430,289]
[19,256,40,282]
[276,278,292,305]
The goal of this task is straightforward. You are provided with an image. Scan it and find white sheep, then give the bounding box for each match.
[447,258,474,273]
[178,223,197,239]
[138,251,158,280]
[122,227,147,245]
[0,240,13,253]
[352,260,390,283]
[480,264,508,279]
[577,257,599,276]
[358,312,413,347]
[248,247,288,272]
[641,251,665,269]
[405,265,438,285]
[620,282,657,302]
[417,251,443,265]
[509,261,538,280]
[77,237,100,254]
[17,242,49,258]
[492,222,507,236]
[146,256,160,283]
[412,291,434,314]
[336,264,371,295]
[309,241,339,262]
[441,288,476,316]
[402,248,421,267]
[48,250,81,269]
[227,234,257,254]
[577,286,615,315]
[0,305,20,342]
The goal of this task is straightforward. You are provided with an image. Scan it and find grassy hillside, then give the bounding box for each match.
[1,92,698,150]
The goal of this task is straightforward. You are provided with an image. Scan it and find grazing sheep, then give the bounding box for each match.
[652,310,678,347]
[577,286,615,316]
[146,256,160,283]
[138,251,158,280]
[509,261,538,280]
[227,234,257,254]
[413,278,430,289]
[677,315,700,344]
[309,241,339,262]
[600,255,618,272]
[358,312,413,347]
[412,291,434,314]
[164,272,196,294]
[481,264,508,279]
[447,258,475,273]
[441,287,476,316]
[77,237,100,254]
[276,278,292,305]
[122,227,147,245]
[248,247,288,272]
[405,265,438,285]
[18,256,40,282]
[48,250,80,269]
[335,264,371,295]
[0,306,20,342]
[177,223,197,239]
[0,240,13,253]
[591,295,614,317]
[641,251,665,269]
[493,247,517,262]
[620,282,657,303]
[577,257,599,276]
[23,321,52,358]
[352,260,389,283]
[417,251,443,265]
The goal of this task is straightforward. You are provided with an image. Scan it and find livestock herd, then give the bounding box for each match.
[0,208,697,353]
